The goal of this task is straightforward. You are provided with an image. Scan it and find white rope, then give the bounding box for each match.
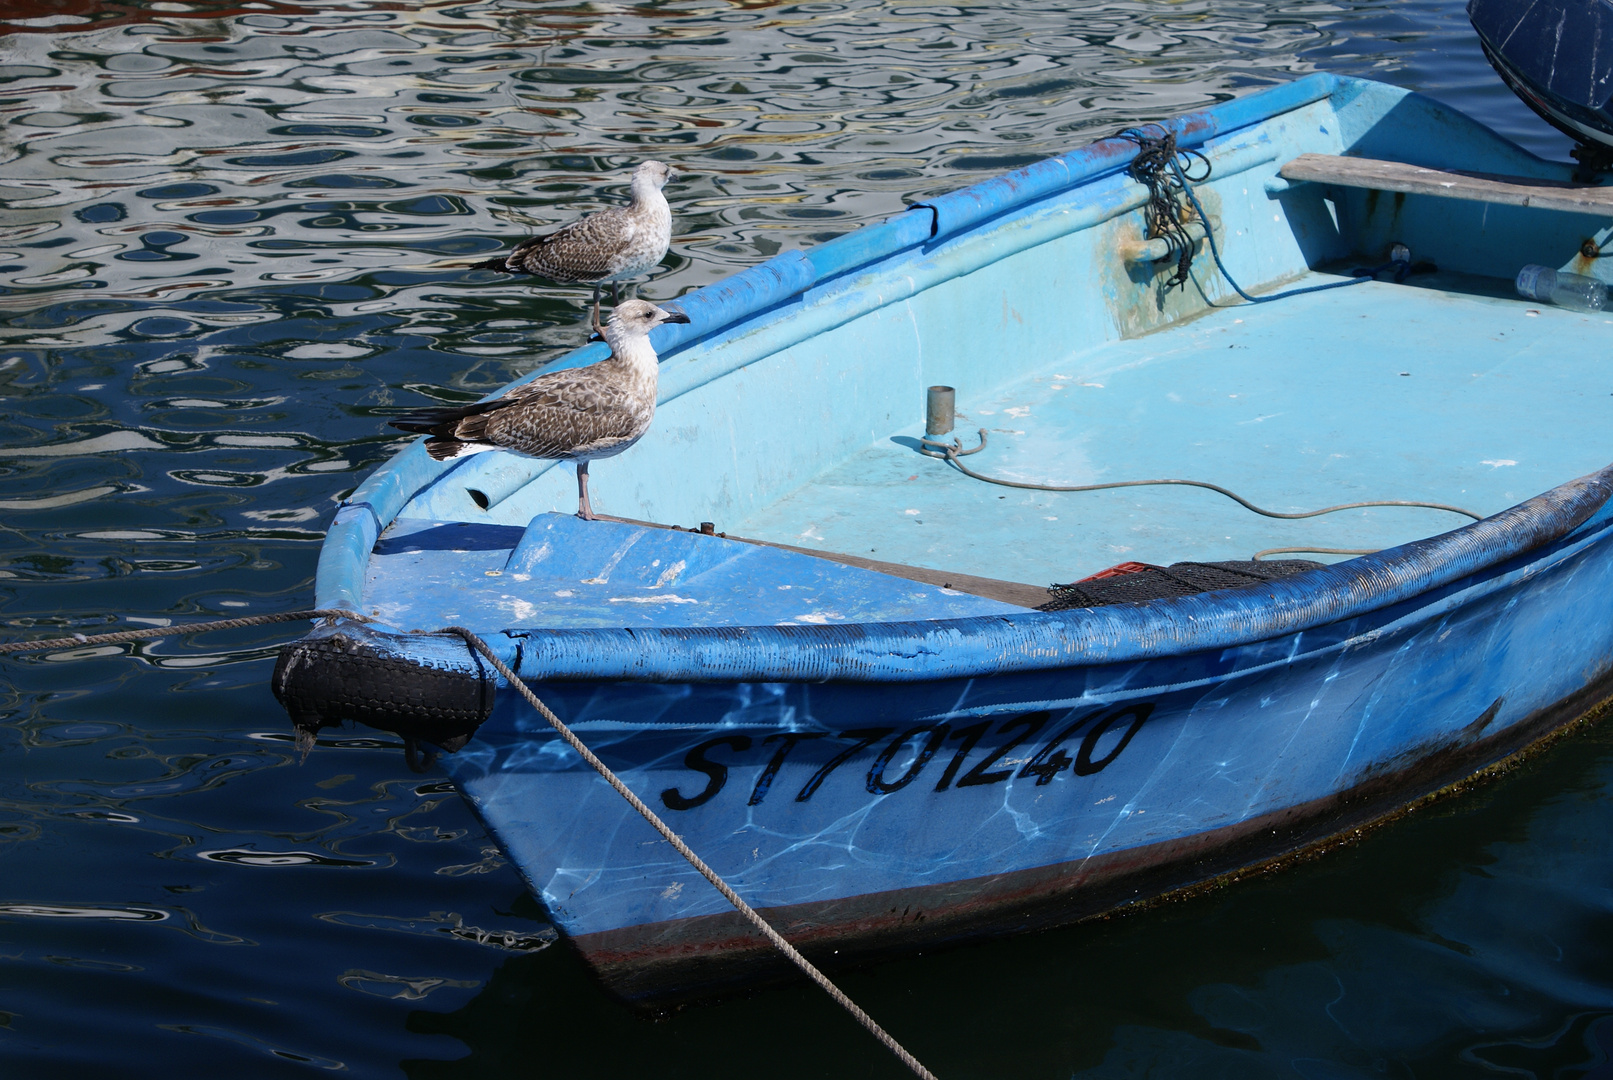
[443,626,939,1080]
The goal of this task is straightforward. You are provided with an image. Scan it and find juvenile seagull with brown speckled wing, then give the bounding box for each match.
[466,161,676,333]
[390,300,690,521]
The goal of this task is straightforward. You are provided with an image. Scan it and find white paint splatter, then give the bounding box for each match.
[608,595,698,604]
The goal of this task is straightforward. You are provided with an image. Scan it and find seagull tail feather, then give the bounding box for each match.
[451,255,519,272]
[390,400,511,460]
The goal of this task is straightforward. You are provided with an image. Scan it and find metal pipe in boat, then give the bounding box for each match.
[1121,219,1210,264]
[926,386,955,436]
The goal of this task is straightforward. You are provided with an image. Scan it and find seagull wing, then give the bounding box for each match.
[508,207,634,282]
[486,367,650,457]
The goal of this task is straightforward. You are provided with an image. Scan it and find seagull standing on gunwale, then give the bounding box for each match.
[389,300,690,521]
[467,161,676,334]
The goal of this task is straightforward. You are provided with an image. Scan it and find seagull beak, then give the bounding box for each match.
[663,309,692,324]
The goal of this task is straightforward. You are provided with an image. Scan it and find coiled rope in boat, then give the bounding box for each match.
[1121,124,1406,301]
[1,614,940,1080]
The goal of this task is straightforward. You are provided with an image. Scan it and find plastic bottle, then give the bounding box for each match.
[1515,264,1608,312]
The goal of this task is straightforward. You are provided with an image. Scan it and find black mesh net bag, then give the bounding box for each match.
[1038,559,1326,611]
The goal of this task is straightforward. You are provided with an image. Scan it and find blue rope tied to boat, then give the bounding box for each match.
[1121,125,1409,301]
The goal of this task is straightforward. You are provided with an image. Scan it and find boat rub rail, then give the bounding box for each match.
[290,465,1613,700]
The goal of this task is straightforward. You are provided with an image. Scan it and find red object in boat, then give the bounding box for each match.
[1076,561,1156,582]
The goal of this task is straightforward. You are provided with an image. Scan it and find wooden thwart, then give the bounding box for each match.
[1279,153,1613,216]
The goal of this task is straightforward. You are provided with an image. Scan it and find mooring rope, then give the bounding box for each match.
[441,625,940,1080]
[920,429,1483,523]
[0,609,364,655]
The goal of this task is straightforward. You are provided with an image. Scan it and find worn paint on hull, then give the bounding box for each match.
[573,677,1612,1006]
[443,513,1613,1002]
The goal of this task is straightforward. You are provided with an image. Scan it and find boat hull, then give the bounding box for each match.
[571,678,1609,1004]
[439,500,1613,1003]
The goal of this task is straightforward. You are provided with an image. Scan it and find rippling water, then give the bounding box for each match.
[1,1,1604,1076]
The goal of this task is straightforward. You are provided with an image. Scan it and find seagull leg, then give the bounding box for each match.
[589,284,604,337]
[576,459,595,521]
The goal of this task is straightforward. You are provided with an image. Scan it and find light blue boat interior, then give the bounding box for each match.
[332,73,1613,630]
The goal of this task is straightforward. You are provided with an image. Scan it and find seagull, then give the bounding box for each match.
[467,161,676,333]
[389,300,691,520]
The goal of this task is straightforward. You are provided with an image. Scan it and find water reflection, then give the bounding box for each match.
[0,0,1567,311]
[0,0,1594,1076]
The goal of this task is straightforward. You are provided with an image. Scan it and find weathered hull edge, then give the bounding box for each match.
[572,667,1613,1008]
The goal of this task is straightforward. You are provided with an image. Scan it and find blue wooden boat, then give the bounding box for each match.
[275,72,1613,1006]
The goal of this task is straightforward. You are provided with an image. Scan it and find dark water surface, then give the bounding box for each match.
[2,1,1608,1076]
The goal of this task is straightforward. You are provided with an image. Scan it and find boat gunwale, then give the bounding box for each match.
[325,464,1613,684]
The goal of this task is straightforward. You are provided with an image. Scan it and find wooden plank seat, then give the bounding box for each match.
[1278,153,1613,217]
